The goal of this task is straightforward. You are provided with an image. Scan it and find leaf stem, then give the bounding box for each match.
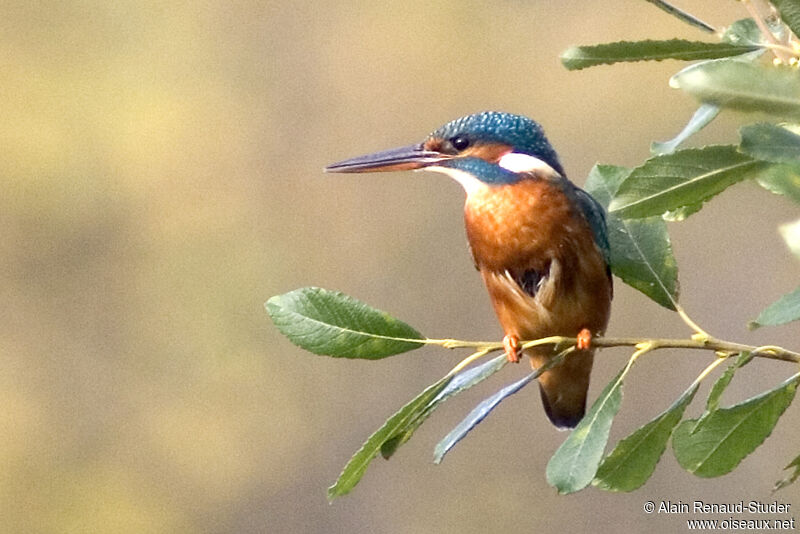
[446,348,495,376]
[675,303,710,338]
[692,355,730,385]
[626,341,656,367]
[761,41,799,57]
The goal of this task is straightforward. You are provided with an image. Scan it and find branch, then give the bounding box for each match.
[742,0,795,63]
[427,335,800,364]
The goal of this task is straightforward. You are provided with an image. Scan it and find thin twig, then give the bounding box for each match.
[643,0,716,34]
[591,336,800,364]
[426,335,800,364]
[742,0,794,63]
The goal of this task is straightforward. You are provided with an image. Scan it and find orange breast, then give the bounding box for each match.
[464,178,611,340]
[465,179,583,271]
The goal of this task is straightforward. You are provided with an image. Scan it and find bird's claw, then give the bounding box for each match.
[503,334,521,363]
[576,328,592,351]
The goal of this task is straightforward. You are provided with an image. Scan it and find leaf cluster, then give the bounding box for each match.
[267,1,800,500]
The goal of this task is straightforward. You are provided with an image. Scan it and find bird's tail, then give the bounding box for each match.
[527,348,593,429]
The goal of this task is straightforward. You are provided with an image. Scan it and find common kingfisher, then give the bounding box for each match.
[326,111,612,429]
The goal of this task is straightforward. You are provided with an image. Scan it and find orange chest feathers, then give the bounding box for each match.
[463,179,594,272]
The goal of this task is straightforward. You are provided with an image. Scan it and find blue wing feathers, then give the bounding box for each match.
[572,186,611,266]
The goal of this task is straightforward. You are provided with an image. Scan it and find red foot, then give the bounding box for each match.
[503,334,521,363]
[576,328,592,351]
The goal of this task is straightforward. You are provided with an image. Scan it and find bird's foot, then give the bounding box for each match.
[503,334,521,363]
[576,328,592,351]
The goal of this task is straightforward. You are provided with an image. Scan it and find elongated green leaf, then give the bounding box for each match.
[546,362,635,494]
[691,355,748,434]
[740,123,800,163]
[772,0,800,40]
[671,59,800,120]
[774,453,800,492]
[755,163,800,204]
[593,382,699,492]
[652,104,720,155]
[266,287,424,359]
[749,287,800,329]
[705,361,737,412]
[585,165,679,309]
[327,376,451,499]
[608,146,767,219]
[430,355,509,407]
[672,374,800,478]
[781,219,800,258]
[380,354,507,459]
[560,39,758,70]
[434,370,536,464]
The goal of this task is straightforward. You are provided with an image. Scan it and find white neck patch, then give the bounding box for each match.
[498,152,559,176]
[423,165,488,196]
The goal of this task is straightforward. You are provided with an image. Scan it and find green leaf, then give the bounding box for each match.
[651,104,720,155]
[749,287,800,329]
[705,361,737,412]
[583,165,630,215]
[584,165,679,309]
[430,355,508,408]
[266,287,424,359]
[662,202,703,222]
[380,354,507,459]
[606,217,679,309]
[780,219,800,258]
[771,0,800,40]
[755,163,800,204]
[774,453,800,492]
[434,370,537,464]
[560,39,758,71]
[740,123,800,163]
[722,18,764,47]
[327,376,451,499]
[671,59,800,120]
[672,374,800,478]
[608,146,766,219]
[546,361,636,494]
[691,354,749,434]
[593,381,699,492]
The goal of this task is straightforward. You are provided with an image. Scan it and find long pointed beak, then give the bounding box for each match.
[325,143,446,173]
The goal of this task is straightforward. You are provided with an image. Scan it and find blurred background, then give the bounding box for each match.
[2,1,798,532]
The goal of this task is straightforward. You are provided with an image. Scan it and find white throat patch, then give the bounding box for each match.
[498,152,559,175]
[423,165,489,195]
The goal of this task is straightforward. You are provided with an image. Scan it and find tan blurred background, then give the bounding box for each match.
[1,1,798,532]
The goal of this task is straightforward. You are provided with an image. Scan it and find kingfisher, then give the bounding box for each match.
[326,111,612,429]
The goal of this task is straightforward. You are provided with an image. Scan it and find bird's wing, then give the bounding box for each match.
[572,186,611,268]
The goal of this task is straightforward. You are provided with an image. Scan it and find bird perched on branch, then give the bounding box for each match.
[326,111,612,428]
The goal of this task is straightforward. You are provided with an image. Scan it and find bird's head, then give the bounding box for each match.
[325,111,565,194]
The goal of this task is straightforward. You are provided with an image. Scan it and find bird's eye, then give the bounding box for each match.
[450,136,470,151]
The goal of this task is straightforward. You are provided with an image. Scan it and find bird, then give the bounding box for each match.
[325,111,612,429]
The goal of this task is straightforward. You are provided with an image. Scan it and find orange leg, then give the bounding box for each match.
[576,328,592,351]
[503,334,521,363]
